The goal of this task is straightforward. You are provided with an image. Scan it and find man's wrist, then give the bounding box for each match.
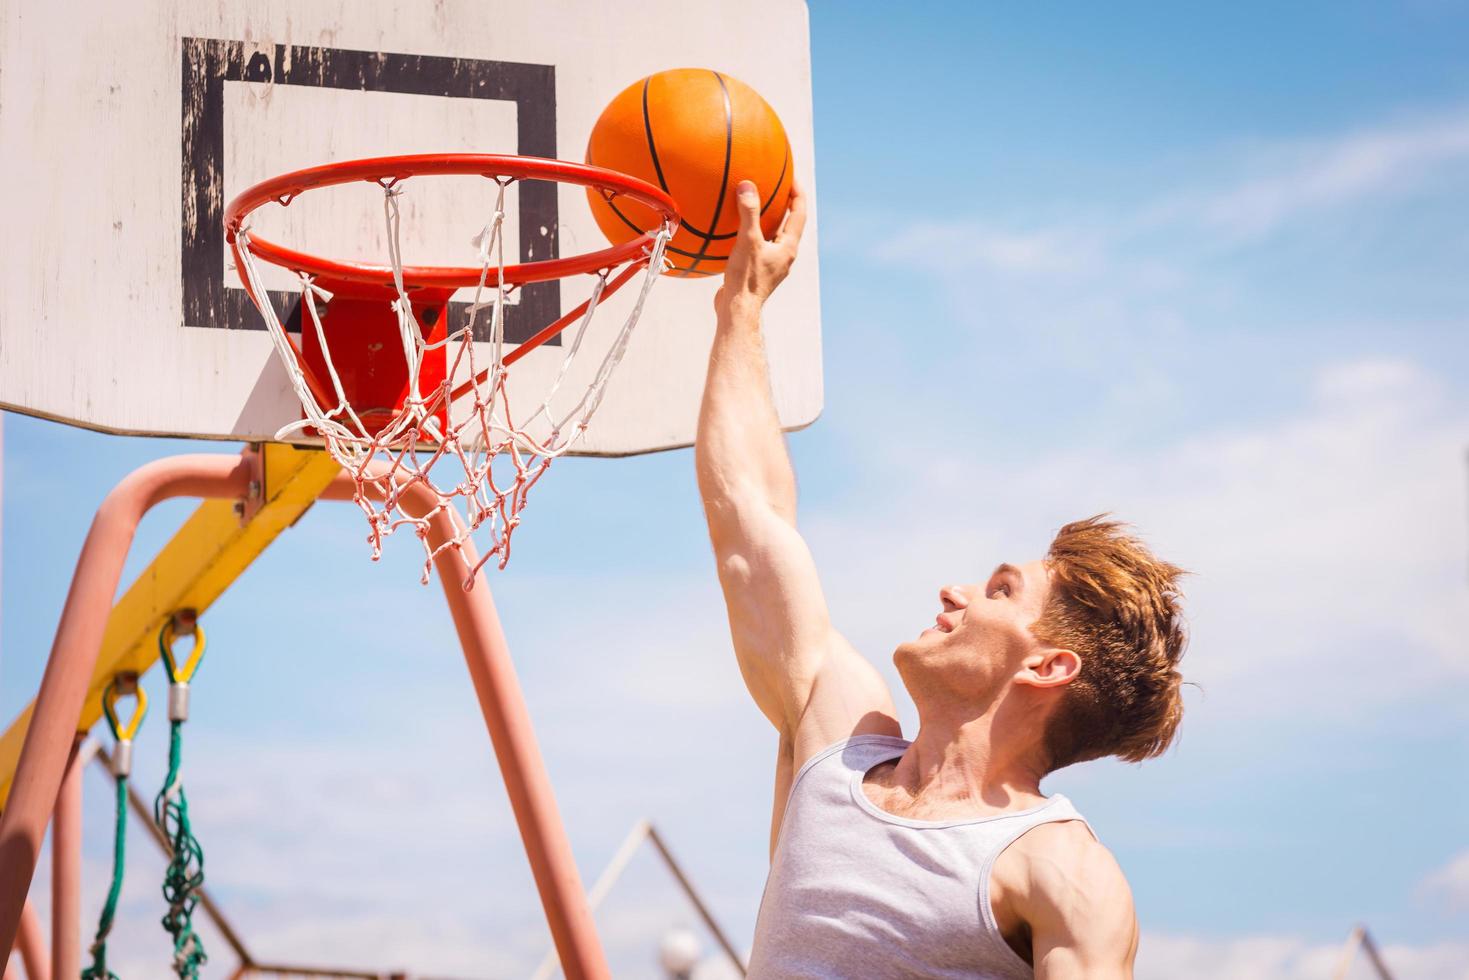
[719,290,766,321]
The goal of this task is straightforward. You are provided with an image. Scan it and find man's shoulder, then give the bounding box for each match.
[1010,816,1110,869]
[1007,819,1130,902]
[993,818,1137,961]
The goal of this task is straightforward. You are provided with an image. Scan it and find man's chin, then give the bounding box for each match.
[893,632,940,664]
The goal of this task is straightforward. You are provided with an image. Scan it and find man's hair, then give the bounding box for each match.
[1032,515,1188,771]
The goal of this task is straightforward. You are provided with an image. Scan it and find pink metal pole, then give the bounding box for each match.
[13,901,46,980]
[49,737,83,980]
[322,476,611,980]
[0,454,254,961]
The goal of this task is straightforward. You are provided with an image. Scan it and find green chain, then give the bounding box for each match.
[85,677,148,980]
[154,721,206,978]
[154,619,208,980]
[81,771,129,980]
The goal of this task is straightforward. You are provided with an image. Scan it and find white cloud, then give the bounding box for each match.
[1199,112,1469,239]
[1421,849,1469,910]
[876,223,1098,276]
[807,355,1469,723]
[1139,931,1469,980]
[872,106,1469,279]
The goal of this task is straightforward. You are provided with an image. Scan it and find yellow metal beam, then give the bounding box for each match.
[0,445,340,805]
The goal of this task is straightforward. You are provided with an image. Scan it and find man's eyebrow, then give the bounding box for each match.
[993,563,1024,591]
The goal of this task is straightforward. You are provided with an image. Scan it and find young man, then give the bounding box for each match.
[695,179,1188,979]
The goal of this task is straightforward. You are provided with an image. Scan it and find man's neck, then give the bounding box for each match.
[868,706,1051,819]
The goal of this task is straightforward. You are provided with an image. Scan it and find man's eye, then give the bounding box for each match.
[990,584,1010,599]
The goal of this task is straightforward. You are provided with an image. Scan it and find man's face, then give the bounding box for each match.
[894,559,1057,703]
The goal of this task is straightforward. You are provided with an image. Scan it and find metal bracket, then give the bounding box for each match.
[169,609,199,636]
[234,443,266,526]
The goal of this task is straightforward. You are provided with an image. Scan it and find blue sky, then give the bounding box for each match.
[5,2,1469,978]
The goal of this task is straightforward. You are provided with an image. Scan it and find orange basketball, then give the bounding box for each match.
[586,68,793,278]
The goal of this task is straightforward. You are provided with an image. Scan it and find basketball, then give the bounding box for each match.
[586,68,794,277]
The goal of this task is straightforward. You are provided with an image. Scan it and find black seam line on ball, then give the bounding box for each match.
[662,147,788,242]
[588,149,650,241]
[667,258,729,275]
[664,242,732,261]
[585,190,731,262]
[689,226,737,240]
[604,197,656,238]
[762,149,790,215]
[589,149,674,241]
[593,145,731,245]
[685,71,734,277]
[601,197,738,255]
[632,72,751,242]
[608,195,739,243]
[642,77,671,194]
[677,146,787,236]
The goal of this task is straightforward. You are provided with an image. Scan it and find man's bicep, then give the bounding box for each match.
[711,504,841,716]
[712,502,898,746]
[1026,833,1138,980]
[1034,922,1137,980]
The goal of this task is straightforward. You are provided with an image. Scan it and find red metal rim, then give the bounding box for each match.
[224,153,680,289]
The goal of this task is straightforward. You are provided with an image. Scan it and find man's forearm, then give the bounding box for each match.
[695,297,798,526]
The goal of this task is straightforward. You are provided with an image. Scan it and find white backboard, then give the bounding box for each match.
[0,0,821,456]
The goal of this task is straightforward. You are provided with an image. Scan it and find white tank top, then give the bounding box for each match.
[748,735,1091,979]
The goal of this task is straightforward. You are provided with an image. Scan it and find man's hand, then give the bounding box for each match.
[715,178,808,315]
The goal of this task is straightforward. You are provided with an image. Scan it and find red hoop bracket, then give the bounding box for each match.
[224,153,679,291]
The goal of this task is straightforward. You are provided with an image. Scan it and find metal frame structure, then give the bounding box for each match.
[1332,925,1395,980]
[530,820,748,980]
[0,445,609,979]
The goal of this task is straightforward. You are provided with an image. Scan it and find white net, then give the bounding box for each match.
[234,173,673,586]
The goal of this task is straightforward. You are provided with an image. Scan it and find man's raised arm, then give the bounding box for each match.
[695,180,897,771]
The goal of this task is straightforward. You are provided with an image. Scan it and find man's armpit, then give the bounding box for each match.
[770,728,796,860]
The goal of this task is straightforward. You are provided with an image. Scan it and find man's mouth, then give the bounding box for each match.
[922,614,955,638]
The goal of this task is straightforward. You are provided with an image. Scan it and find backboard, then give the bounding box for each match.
[0,0,821,456]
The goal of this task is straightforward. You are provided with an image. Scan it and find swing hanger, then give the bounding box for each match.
[159,611,207,722]
[102,673,147,778]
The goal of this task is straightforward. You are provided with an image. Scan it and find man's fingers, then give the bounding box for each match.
[735,180,763,242]
[774,178,808,250]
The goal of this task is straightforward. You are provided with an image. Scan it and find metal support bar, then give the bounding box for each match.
[0,447,337,961]
[0,445,337,807]
[50,737,90,980]
[322,474,611,980]
[0,445,613,977]
[12,901,47,980]
[529,820,747,980]
[646,826,747,975]
[240,964,400,978]
[0,453,253,956]
[529,820,653,980]
[1332,925,1396,980]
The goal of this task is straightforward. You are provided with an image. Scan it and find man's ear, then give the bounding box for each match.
[1014,647,1081,689]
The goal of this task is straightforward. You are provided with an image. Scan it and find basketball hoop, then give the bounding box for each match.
[225,154,679,584]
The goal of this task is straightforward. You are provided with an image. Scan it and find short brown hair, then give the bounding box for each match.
[1032,515,1188,771]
